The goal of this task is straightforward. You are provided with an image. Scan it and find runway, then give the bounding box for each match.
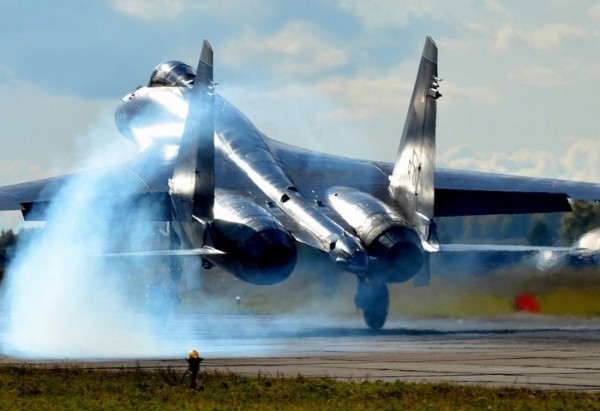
[1,314,599,391]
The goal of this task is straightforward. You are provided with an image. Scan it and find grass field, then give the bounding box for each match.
[179,266,600,319]
[1,365,599,410]
[2,262,598,409]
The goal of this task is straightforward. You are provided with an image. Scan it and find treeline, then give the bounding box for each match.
[437,214,561,246]
[438,201,600,246]
[0,228,39,283]
[0,229,17,283]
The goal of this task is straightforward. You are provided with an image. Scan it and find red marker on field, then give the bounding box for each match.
[515,294,541,313]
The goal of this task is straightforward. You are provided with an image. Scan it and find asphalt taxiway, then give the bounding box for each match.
[1,314,599,391]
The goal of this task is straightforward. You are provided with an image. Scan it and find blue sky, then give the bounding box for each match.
[1,0,599,229]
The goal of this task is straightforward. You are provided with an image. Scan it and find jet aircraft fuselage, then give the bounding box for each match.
[115,60,420,285]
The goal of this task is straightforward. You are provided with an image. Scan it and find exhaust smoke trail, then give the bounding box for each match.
[0,129,170,358]
[574,228,600,251]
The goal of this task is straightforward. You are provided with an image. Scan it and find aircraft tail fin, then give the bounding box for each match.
[170,39,215,222]
[389,36,440,223]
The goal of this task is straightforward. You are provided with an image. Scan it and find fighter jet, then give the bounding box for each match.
[1,37,599,329]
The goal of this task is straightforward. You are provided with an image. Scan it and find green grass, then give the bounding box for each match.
[1,365,599,410]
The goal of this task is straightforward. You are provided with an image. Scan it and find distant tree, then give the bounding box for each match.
[461,217,481,241]
[438,214,561,245]
[434,219,453,243]
[561,202,600,245]
[0,229,16,284]
[478,215,502,240]
[0,229,16,249]
[495,214,528,242]
[527,219,554,246]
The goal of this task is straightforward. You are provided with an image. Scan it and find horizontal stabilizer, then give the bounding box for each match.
[101,246,225,257]
[439,243,572,253]
[436,243,583,272]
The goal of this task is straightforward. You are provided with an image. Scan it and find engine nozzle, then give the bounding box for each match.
[371,226,423,282]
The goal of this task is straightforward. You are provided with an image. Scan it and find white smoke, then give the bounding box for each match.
[0,107,347,360]
[574,228,600,251]
[0,125,170,358]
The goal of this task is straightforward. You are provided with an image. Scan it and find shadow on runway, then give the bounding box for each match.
[225,326,600,340]
[167,314,600,340]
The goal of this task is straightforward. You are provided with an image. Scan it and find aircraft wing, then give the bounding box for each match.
[0,176,64,212]
[3,140,600,223]
[0,148,172,221]
[266,139,600,218]
[433,168,600,216]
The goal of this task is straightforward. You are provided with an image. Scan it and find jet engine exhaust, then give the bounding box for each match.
[326,186,424,282]
[370,226,423,282]
[210,191,297,285]
[211,222,297,285]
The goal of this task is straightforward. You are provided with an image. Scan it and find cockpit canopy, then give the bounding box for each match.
[148,61,196,88]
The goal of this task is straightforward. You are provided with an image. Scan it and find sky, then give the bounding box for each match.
[1,0,599,230]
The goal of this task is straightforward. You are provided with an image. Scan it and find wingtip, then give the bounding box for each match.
[423,36,437,63]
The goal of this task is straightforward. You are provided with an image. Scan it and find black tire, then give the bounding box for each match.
[356,280,389,329]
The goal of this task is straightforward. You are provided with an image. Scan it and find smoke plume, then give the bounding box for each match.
[0,124,171,358]
[574,228,600,251]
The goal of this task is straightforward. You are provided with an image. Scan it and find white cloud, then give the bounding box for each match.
[0,212,24,232]
[507,65,565,87]
[112,0,274,23]
[484,0,510,16]
[314,71,411,120]
[524,23,588,50]
[493,24,518,52]
[493,23,588,52]
[592,2,600,21]
[438,139,600,183]
[219,68,411,161]
[438,36,484,52]
[112,0,183,20]
[580,62,600,78]
[338,0,434,28]
[440,81,502,107]
[0,65,15,79]
[463,21,487,34]
[222,22,348,77]
[0,80,133,187]
[562,138,600,182]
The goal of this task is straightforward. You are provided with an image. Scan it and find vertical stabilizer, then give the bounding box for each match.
[170,40,215,223]
[389,36,440,224]
[169,40,215,249]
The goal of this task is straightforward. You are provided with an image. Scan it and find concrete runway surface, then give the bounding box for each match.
[1,314,599,391]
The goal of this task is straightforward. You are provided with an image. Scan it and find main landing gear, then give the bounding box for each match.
[354,278,389,329]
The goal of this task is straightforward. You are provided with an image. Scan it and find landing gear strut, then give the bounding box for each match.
[354,279,389,329]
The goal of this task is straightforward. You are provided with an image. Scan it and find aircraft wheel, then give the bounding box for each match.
[355,279,389,329]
